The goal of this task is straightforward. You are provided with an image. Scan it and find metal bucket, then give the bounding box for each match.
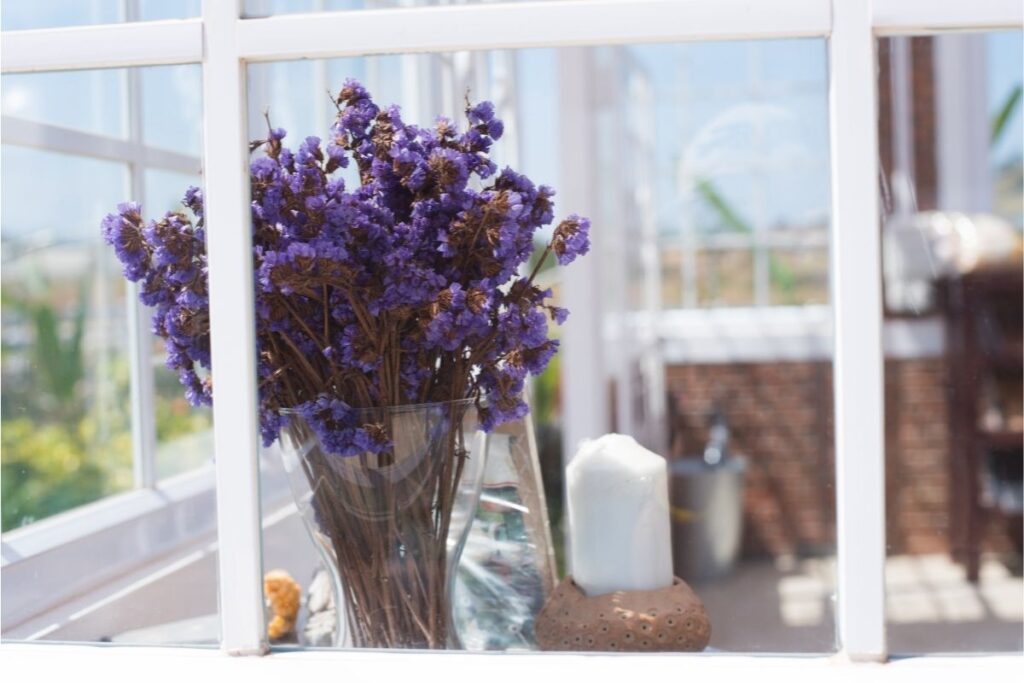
[669,456,747,583]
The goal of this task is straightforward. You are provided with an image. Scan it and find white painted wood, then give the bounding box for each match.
[654,307,943,364]
[200,0,268,656]
[1,446,292,641]
[0,116,201,174]
[237,0,831,62]
[558,48,607,468]
[656,306,833,363]
[2,642,1023,680]
[828,0,888,663]
[933,35,993,213]
[127,288,159,489]
[125,46,160,490]
[0,19,202,73]
[882,317,945,359]
[2,0,1017,73]
[1,467,217,630]
[873,0,1023,35]
[5,494,296,643]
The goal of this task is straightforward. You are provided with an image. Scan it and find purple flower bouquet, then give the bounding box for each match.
[102,80,589,649]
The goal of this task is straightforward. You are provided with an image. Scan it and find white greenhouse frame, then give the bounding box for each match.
[2,0,1022,677]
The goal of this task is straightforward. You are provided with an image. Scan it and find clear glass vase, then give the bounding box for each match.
[278,398,488,649]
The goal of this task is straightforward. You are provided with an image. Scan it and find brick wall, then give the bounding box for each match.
[666,358,1014,560]
[666,361,835,558]
[884,358,950,554]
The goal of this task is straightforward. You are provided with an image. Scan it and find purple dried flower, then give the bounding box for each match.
[551,214,591,265]
[102,80,590,456]
[101,202,150,281]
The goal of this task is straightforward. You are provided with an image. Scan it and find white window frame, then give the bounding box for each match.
[0,31,213,624]
[2,0,1022,673]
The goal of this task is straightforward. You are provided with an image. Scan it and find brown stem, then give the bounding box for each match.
[526,243,553,286]
[299,403,471,648]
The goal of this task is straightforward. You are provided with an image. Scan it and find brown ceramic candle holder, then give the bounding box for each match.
[535,576,711,652]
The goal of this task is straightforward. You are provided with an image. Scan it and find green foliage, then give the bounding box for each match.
[532,353,560,426]
[2,284,89,421]
[1,418,127,530]
[695,178,750,235]
[992,83,1022,146]
[1,378,212,530]
[1,282,211,531]
[695,177,800,302]
[153,368,214,478]
[770,256,799,302]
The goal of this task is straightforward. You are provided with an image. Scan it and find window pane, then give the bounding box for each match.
[145,169,212,481]
[1,0,123,30]
[145,168,201,215]
[154,363,213,480]
[878,31,1023,654]
[660,245,685,309]
[696,248,755,306]
[1,65,217,647]
[1,0,198,30]
[142,65,204,157]
[246,38,835,653]
[139,0,200,22]
[768,248,830,306]
[2,70,127,139]
[2,146,132,529]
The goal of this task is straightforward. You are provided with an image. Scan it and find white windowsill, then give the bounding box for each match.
[1,466,218,631]
[1,642,1021,681]
[1,449,292,634]
[1,466,215,564]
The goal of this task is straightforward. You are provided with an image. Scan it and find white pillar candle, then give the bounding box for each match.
[566,433,674,596]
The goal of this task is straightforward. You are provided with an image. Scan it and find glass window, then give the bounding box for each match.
[0,0,199,31]
[878,30,1023,654]
[1,64,217,647]
[141,65,204,157]
[145,168,202,215]
[768,248,830,306]
[1,0,124,30]
[1,146,132,529]
[2,69,128,139]
[139,0,200,22]
[696,248,756,306]
[246,38,835,653]
[145,169,212,481]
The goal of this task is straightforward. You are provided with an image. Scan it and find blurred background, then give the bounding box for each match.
[1,0,1021,656]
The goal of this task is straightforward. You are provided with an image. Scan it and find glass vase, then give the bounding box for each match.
[453,415,559,650]
[278,398,488,650]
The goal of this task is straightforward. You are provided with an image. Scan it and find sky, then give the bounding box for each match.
[988,31,1024,167]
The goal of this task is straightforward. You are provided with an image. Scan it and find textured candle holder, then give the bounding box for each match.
[535,576,710,652]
